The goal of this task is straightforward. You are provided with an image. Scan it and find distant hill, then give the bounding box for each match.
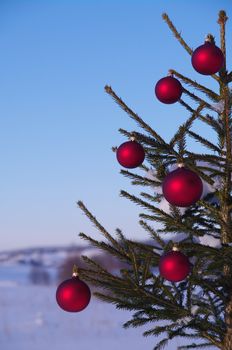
[0,245,97,268]
[0,238,161,265]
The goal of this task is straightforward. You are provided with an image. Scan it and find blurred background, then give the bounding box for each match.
[0,1,231,349]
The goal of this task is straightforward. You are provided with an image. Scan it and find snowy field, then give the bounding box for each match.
[0,265,187,350]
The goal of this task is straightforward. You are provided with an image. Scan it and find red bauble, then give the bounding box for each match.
[116,140,145,168]
[162,167,203,207]
[191,42,224,75]
[155,76,182,104]
[56,276,91,312]
[159,250,191,282]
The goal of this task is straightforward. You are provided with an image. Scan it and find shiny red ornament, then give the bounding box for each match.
[159,250,191,282]
[155,76,182,104]
[162,167,203,207]
[191,42,224,75]
[56,276,91,312]
[116,140,145,168]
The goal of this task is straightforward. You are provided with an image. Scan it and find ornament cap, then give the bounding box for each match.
[172,244,179,251]
[204,34,215,44]
[177,163,184,168]
[72,264,79,278]
[130,132,137,142]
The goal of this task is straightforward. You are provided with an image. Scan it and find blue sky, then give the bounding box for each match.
[1,0,231,250]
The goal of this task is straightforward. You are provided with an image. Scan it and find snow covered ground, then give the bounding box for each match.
[0,264,185,350]
[0,250,216,350]
[0,284,162,350]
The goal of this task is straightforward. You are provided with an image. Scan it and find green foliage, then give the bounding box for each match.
[77,9,232,350]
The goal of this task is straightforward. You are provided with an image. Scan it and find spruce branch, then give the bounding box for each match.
[227,71,232,83]
[139,213,165,223]
[76,10,232,350]
[187,130,222,154]
[120,128,180,166]
[141,254,152,286]
[126,239,161,256]
[77,201,125,254]
[205,290,223,322]
[217,10,228,73]
[177,134,187,160]
[169,331,205,342]
[177,343,212,349]
[153,337,169,350]
[178,330,222,350]
[139,220,166,248]
[170,103,206,148]
[120,169,161,187]
[145,154,177,168]
[161,283,178,303]
[78,232,129,261]
[140,192,163,204]
[162,13,192,55]
[180,242,222,255]
[182,87,217,112]
[120,190,171,219]
[79,259,136,294]
[105,85,168,145]
[127,242,140,284]
[144,322,186,337]
[119,128,158,147]
[123,316,158,329]
[169,70,220,101]
[185,151,224,164]
[179,158,216,185]
[199,331,222,349]
[179,100,222,133]
[195,317,225,339]
[193,278,227,303]
[163,12,219,82]
[115,227,127,242]
[118,128,177,155]
[93,292,135,307]
[123,315,157,329]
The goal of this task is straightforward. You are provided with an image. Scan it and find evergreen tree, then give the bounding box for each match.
[77,10,232,350]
